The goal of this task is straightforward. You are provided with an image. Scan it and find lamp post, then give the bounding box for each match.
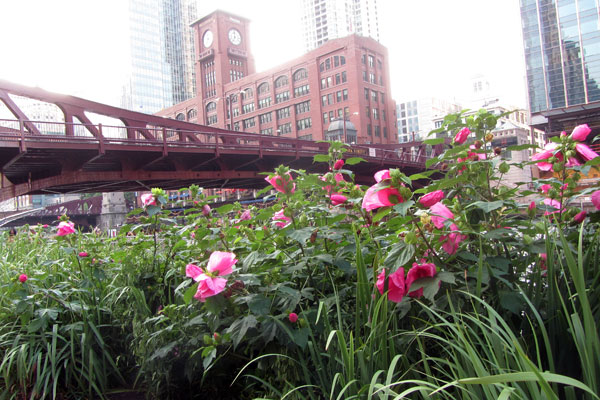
[342,111,359,143]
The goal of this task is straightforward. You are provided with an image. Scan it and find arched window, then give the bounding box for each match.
[175,113,185,121]
[258,82,269,95]
[293,68,308,82]
[187,109,197,120]
[205,102,217,113]
[275,75,288,88]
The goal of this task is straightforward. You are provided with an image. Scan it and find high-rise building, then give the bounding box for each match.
[520,0,600,135]
[301,0,380,51]
[158,10,397,145]
[396,97,461,142]
[121,0,198,114]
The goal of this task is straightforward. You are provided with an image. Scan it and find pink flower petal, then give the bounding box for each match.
[206,251,237,276]
[575,143,599,161]
[405,263,436,298]
[430,202,454,229]
[571,124,591,142]
[591,190,600,210]
[186,263,204,281]
[374,169,391,182]
[418,190,444,208]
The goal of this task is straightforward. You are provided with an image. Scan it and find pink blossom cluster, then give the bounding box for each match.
[376,262,437,303]
[185,251,238,302]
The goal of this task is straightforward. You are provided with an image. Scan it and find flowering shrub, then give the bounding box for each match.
[0,111,599,399]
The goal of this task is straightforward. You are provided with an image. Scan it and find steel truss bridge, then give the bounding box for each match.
[0,80,444,202]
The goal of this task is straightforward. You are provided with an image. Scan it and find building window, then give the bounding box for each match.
[295,100,310,114]
[365,107,370,117]
[341,71,346,82]
[276,107,290,119]
[380,92,385,103]
[329,111,334,121]
[258,97,272,109]
[319,62,325,72]
[325,58,331,70]
[323,112,329,124]
[187,109,197,120]
[241,88,253,100]
[299,134,313,140]
[206,102,217,112]
[364,88,369,100]
[260,127,273,135]
[367,124,372,135]
[342,89,348,101]
[258,82,269,95]
[373,108,379,120]
[321,78,328,89]
[382,110,386,121]
[275,75,288,88]
[368,55,374,67]
[294,84,309,97]
[377,59,382,70]
[375,126,380,137]
[341,56,345,65]
[207,114,218,125]
[370,73,376,84]
[363,71,367,82]
[371,90,378,102]
[176,113,185,121]
[259,112,272,124]
[361,54,366,64]
[275,91,290,103]
[336,91,342,103]
[293,68,308,82]
[383,127,388,138]
[335,74,341,85]
[297,117,312,131]
[243,117,256,129]
[327,93,333,105]
[242,103,255,114]
[277,122,292,135]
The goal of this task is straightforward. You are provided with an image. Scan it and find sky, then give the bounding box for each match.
[0,0,527,109]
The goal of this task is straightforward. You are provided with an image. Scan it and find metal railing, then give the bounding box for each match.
[0,118,439,166]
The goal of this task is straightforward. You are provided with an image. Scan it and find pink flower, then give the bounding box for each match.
[141,193,155,206]
[540,184,552,194]
[206,251,238,276]
[574,211,587,224]
[543,197,563,214]
[532,143,560,171]
[42,224,48,228]
[528,201,536,211]
[202,204,211,217]
[190,232,196,239]
[240,210,252,220]
[405,263,437,298]
[321,172,345,194]
[78,251,89,257]
[592,190,600,210]
[575,143,599,162]
[361,170,403,211]
[330,194,348,205]
[18,274,27,283]
[57,221,75,236]
[288,312,298,323]
[376,268,406,303]
[185,251,237,302]
[454,127,471,144]
[265,173,295,194]
[333,159,345,170]
[430,202,454,229]
[440,231,467,255]
[418,190,444,208]
[540,253,547,272]
[273,209,291,228]
[571,124,591,142]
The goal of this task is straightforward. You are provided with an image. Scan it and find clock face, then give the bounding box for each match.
[228,28,242,45]
[203,30,213,48]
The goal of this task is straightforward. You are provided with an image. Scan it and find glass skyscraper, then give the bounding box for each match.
[521,0,600,133]
[121,0,198,114]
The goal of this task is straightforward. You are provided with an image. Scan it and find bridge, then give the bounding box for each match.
[0,80,443,202]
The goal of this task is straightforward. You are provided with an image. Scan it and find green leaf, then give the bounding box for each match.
[384,243,415,268]
[392,200,415,217]
[216,204,234,215]
[486,256,510,273]
[202,346,217,370]
[313,154,330,163]
[423,138,445,145]
[373,207,391,222]
[408,170,437,180]
[293,327,310,349]
[228,315,258,348]
[249,295,271,315]
[437,271,456,285]
[499,291,525,314]
[345,157,365,165]
[183,284,197,305]
[204,295,227,315]
[286,227,314,244]
[507,144,538,151]
[146,205,162,216]
[469,200,504,213]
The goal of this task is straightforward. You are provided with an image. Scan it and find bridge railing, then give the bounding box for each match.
[0,118,443,166]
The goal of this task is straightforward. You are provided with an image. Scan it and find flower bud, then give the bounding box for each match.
[288,312,298,323]
[494,147,502,156]
[499,162,510,174]
[18,274,28,283]
[485,133,494,142]
[202,204,211,217]
[473,140,483,149]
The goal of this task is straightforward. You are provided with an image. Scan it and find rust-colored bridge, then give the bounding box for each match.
[0,80,443,202]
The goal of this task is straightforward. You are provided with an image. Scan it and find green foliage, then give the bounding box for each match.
[0,110,599,399]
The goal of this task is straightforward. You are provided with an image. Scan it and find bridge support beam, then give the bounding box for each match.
[97,192,128,232]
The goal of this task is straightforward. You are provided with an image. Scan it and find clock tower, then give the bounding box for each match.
[192,10,255,127]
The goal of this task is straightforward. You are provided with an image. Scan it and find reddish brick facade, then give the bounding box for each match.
[158,10,397,144]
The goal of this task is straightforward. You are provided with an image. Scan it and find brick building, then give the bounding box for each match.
[157,10,397,144]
